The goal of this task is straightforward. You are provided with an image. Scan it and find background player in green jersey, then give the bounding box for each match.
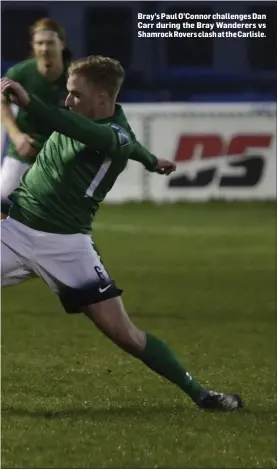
[1,56,243,412]
[1,17,71,218]
[1,18,168,220]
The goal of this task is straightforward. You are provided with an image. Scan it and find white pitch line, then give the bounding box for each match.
[105,265,275,273]
[93,222,273,237]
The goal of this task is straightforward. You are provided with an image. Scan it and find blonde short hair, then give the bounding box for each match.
[68,55,125,100]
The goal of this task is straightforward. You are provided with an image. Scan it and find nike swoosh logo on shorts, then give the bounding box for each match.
[99,284,112,293]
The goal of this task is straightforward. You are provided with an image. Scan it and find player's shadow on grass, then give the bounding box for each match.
[3,403,198,421]
[2,403,254,420]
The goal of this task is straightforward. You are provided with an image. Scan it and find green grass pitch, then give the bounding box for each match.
[1,202,276,468]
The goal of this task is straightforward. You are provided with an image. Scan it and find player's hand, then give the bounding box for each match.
[154,158,176,175]
[0,78,30,107]
[12,132,38,159]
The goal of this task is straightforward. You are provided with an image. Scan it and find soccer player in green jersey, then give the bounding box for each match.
[1,18,71,217]
[1,56,243,411]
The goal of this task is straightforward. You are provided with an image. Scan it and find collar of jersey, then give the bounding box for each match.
[95,104,124,125]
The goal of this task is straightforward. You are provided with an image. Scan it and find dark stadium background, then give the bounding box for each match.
[1,0,277,103]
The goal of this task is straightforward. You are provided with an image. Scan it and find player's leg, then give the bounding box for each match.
[1,218,34,286]
[82,297,242,411]
[32,232,242,411]
[39,235,207,403]
[1,156,29,219]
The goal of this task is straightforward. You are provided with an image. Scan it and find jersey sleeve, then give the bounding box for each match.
[129,142,158,171]
[122,121,157,171]
[25,94,130,154]
[4,64,24,82]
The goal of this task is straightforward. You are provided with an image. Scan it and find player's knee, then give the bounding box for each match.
[83,298,146,353]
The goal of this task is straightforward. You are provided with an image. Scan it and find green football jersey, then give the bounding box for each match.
[4,58,68,161]
[9,95,157,235]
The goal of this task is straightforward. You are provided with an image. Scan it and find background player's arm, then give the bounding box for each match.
[1,96,19,141]
[1,67,37,159]
[1,95,37,159]
[1,66,23,141]
[26,94,121,153]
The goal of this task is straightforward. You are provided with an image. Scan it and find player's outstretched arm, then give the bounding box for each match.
[131,142,176,175]
[130,142,157,171]
[0,78,120,154]
[1,78,175,173]
[122,117,176,175]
